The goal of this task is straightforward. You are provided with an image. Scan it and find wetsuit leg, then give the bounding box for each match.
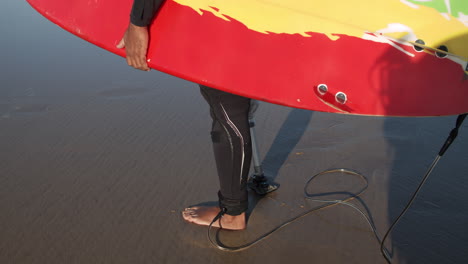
[199,85,252,216]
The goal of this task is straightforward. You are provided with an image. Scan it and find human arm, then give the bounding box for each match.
[117,0,165,71]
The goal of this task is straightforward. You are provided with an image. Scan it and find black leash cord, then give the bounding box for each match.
[380,113,466,263]
[208,114,467,263]
[208,169,374,252]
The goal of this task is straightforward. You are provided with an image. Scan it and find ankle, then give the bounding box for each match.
[223,212,245,222]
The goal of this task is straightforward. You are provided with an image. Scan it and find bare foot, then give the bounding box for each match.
[182,206,246,230]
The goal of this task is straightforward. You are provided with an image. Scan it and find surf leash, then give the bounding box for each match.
[207,114,467,264]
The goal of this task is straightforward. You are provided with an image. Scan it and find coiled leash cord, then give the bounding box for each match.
[208,114,467,264]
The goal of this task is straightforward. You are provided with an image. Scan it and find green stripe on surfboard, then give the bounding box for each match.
[407,0,467,18]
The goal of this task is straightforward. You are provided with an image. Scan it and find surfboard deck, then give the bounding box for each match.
[26,0,468,116]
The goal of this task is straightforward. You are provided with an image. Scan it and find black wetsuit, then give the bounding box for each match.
[131,0,251,215]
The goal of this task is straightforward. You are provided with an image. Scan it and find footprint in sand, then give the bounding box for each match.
[98,87,150,99]
[13,104,50,113]
[1,103,50,118]
[0,103,9,118]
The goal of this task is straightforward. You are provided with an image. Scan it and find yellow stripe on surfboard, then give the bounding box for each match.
[173,0,468,62]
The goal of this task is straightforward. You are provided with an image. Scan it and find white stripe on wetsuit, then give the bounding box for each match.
[220,103,245,184]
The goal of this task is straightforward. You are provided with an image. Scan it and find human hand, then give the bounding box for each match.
[117,23,150,71]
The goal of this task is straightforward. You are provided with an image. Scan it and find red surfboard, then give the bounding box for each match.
[26,0,468,116]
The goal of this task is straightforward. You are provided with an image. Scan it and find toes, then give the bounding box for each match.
[182,210,192,216]
[183,207,198,213]
[182,212,193,222]
[182,209,199,222]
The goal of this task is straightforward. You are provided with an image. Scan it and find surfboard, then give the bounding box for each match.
[26,0,468,116]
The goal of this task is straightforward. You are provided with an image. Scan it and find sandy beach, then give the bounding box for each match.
[1,2,468,264]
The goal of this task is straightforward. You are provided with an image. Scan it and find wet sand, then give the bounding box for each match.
[2,2,468,264]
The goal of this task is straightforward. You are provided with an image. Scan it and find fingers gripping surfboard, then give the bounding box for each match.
[27,0,468,116]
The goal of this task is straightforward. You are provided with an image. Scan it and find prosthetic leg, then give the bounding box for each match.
[247,100,279,195]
